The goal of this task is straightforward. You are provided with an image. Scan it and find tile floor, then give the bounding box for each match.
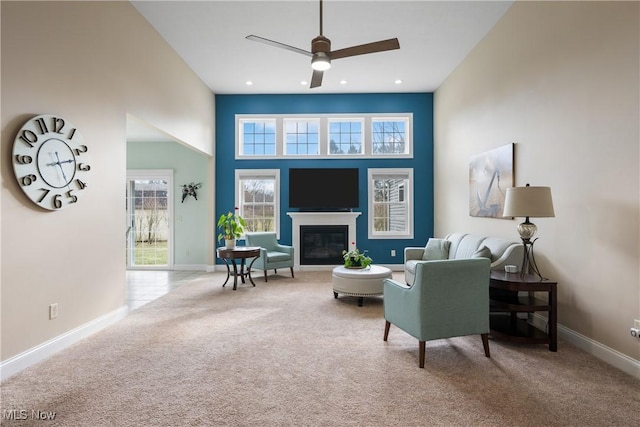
[126,270,209,310]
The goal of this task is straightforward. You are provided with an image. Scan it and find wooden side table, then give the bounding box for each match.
[489,270,558,351]
[217,246,261,290]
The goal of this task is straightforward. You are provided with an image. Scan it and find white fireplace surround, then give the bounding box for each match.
[287,212,361,270]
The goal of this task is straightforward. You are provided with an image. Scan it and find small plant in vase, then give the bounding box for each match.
[342,242,372,269]
[217,208,246,249]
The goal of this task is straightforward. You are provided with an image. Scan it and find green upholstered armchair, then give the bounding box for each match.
[244,232,294,282]
[383,258,491,368]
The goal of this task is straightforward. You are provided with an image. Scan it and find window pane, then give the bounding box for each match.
[372,120,407,155]
[327,119,363,155]
[369,170,412,238]
[284,119,319,155]
[239,177,277,233]
[241,119,276,156]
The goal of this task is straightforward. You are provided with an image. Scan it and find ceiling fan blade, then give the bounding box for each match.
[310,69,323,88]
[246,35,313,57]
[330,38,400,60]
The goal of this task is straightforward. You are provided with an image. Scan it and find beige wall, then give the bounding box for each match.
[435,1,639,361]
[1,1,215,360]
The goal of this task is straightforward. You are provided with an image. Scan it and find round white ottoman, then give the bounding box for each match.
[332,265,392,306]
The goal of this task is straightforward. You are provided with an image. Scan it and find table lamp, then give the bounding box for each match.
[502,184,555,278]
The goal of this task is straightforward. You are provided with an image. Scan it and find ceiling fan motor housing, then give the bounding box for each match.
[311,35,331,54]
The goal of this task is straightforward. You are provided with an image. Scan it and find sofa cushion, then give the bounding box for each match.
[444,233,467,259]
[452,235,486,259]
[422,238,451,260]
[472,246,491,260]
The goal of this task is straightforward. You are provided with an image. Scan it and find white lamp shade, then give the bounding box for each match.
[503,186,555,218]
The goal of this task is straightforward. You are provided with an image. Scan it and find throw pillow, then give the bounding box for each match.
[422,238,451,260]
[472,246,491,260]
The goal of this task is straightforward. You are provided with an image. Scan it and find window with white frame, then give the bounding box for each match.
[235,114,412,159]
[368,168,413,239]
[235,169,280,237]
[372,118,409,155]
[328,119,364,155]
[284,119,320,155]
[238,119,276,156]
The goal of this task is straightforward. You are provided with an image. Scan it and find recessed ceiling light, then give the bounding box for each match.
[394,79,403,85]
[340,80,347,85]
[300,80,308,86]
[245,80,253,86]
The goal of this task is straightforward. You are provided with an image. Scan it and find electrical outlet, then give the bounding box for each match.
[391,249,396,257]
[49,303,58,320]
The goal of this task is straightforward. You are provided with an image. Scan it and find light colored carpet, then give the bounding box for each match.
[2,271,639,426]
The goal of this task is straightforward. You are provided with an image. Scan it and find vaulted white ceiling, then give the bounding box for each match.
[131,1,513,95]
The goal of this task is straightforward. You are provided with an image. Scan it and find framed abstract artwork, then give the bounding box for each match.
[469,143,514,218]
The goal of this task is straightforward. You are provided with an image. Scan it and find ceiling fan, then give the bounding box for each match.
[246,0,400,89]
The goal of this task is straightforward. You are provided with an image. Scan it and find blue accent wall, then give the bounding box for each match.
[215,93,433,265]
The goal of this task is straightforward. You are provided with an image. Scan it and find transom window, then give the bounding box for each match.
[328,119,364,155]
[372,118,409,154]
[235,169,280,237]
[368,168,413,239]
[235,114,412,159]
[284,119,319,155]
[239,119,276,156]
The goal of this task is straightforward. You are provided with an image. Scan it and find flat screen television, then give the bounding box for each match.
[289,168,359,210]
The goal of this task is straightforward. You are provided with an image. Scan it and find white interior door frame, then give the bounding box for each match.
[126,169,174,270]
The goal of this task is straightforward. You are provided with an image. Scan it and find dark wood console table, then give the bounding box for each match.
[217,246,261,290]
[489,270,558,351]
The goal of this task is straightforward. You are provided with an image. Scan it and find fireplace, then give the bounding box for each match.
[300,225,348,265]
[287,212,361,270]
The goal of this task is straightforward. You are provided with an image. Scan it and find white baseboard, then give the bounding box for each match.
[0,306,128,381]
[531,314,640,379]
[173,264,207,271]
[208,264,405,273]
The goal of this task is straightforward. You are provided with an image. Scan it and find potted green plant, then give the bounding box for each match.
[342,242,372,269]
[217,208,246,249]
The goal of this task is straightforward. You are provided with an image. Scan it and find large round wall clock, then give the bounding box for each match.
[12,114,91,210]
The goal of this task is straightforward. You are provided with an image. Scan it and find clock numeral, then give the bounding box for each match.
[19,130,38,148]
[66,190,78,203]
[74,145,88,156]
[52,194,62,209]
[21,174,37,186]
[67,128,76,140]
[76,179,87,190]
[37,188,50,203]
[53,117,65,134]
[35,117,49,134]
[15,154,33,164]
[78,163,91,171]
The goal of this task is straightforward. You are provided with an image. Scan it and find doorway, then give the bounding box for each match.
[126,170,174,269]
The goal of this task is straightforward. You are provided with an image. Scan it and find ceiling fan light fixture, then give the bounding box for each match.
[246,0,399,89]
[311,53,331,71]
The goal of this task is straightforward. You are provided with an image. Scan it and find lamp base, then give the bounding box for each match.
[520,238,546,280]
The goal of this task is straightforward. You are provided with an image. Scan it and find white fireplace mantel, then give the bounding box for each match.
[287,212,361,270]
